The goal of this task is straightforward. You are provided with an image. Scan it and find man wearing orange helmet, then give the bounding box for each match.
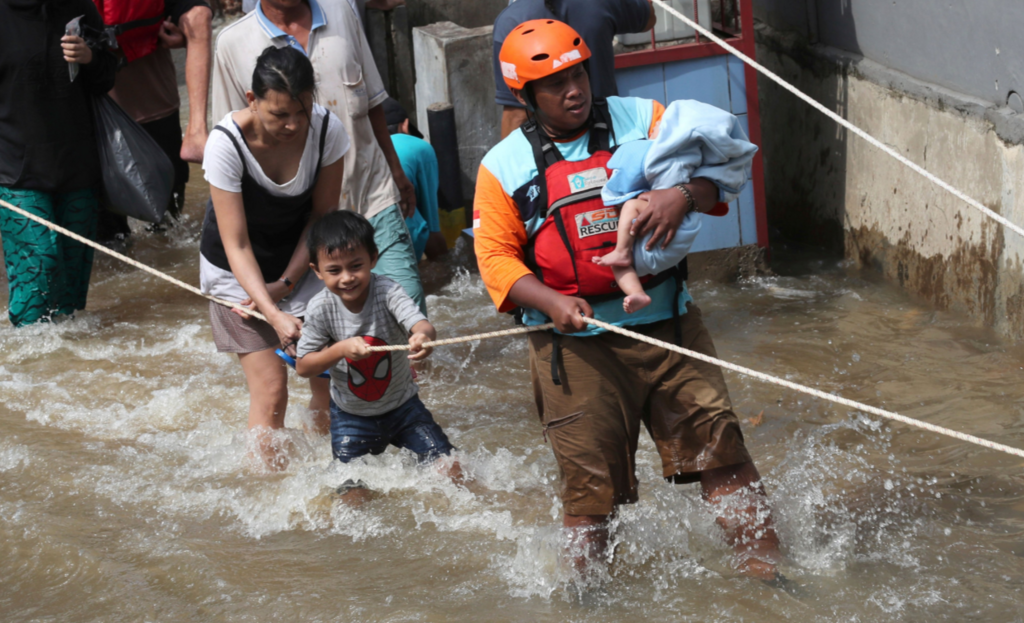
[492,0,656,138]
[474,19,782,580]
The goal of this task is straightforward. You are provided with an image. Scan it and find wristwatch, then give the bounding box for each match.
[673,183,697,214]
[279,276,294,290]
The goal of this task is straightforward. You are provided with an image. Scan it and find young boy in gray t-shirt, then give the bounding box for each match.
[296,211,461,492]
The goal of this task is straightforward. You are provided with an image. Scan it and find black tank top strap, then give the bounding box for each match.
[200,111,332,282]
[315,109,330,169]
[307,109,331,189]
[212,124,249,178]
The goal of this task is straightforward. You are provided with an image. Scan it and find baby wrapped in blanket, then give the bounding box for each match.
[595,99,758,312]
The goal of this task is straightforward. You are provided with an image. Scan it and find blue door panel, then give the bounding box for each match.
[735,114,758,244]
[664,56,730,110]
[615,64,666,104]
[737,182,758,245]
[727,55,748,114]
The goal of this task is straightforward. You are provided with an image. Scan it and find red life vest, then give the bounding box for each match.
[93,0,165,63]
[520,101,683,301]
[516,102,690,386]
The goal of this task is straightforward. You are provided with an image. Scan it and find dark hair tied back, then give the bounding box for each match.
[252,46,317,106]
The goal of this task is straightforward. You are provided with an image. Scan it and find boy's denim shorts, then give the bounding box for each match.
[330,394,455,464]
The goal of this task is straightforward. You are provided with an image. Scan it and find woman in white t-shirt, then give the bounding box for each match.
[200,46,349,469]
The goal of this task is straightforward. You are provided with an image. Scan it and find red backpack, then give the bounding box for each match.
[93,0,165,63]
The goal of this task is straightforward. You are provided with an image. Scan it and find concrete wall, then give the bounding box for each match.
[755,22,1024,339]
[413,22,502,204]
[406,0,508,30]
[754,0,1024,110]
[366,0,508,127]
[365,6,417,124]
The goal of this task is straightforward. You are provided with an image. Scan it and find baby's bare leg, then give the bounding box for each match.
[593,198,645,268]
[611,265,651,313]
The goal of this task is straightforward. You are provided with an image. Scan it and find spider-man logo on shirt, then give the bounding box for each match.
[346,336,392,402]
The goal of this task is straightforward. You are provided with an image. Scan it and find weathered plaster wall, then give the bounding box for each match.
[413,22,502,203]
[406,0,507,30]
[754,0,1024,111]
[755,24,1024,340]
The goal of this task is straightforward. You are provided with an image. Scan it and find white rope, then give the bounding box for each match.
[370,312,1024,459]
[651,0,1024,242]
[583,316,1024,459]
[0,198,268,322]
[3,201,1021,459]
[365,323,555,351]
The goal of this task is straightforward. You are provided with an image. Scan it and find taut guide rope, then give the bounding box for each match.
[6,10,1024,460]
[371,315,1024,459]
[651,0,1024,242]
[367,322,556,351]
[1,197,1021,459]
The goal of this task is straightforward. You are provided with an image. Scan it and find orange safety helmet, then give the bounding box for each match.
[499,19,592,92]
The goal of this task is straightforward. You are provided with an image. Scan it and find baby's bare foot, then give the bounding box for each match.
[593,248,633,267]
[623,292,651,313]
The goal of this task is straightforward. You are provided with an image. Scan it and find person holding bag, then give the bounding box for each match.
[200,46,348,469]
[0,0,117,327]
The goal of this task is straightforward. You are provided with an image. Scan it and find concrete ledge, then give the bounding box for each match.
[755,20,1024,341]
[689,245,771,283]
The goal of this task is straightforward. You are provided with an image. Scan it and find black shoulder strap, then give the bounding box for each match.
[521,100,616,221]
[522,119,563,170]
[213,125,248,178]
[522,120,559,219]
[305,109,332,189]
[587,98,614,154]
[316,110,331,169]
[109,15,164,36]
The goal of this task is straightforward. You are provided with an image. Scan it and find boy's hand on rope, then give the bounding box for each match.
[339,336,371,361]
[408,319,436,361]
[408,333,433,361]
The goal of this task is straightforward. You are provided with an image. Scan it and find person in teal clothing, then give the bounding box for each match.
[383,98,447,261]
[0,0,118,327]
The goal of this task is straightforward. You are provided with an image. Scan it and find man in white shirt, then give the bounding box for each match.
[244,0,406,28]
[212,0,426,313]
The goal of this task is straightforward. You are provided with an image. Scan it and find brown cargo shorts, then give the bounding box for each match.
[528,303,752,516]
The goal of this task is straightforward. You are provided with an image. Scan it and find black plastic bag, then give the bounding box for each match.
[92,94,174,223]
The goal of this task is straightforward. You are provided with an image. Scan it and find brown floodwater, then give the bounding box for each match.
[2,166,1024,622]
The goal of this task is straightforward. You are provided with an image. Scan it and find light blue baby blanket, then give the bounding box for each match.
[600,99,757,276]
